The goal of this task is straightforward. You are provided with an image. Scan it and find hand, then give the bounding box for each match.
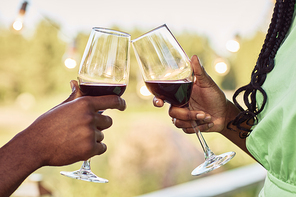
[0,80,126,197]
[14,80,126,167]
[154,55,239,134]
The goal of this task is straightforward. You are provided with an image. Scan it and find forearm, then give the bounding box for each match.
[0,131,43,197]
[219,100,253,157]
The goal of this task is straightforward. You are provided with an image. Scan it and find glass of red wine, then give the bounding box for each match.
[60,27,131,182]
[132,24,235,176]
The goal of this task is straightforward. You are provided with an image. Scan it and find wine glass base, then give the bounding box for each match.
[60,170,109,183]
[191,151,236,176]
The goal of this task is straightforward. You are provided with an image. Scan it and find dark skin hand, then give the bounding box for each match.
[153,55,252,156]
[0,80,126,197]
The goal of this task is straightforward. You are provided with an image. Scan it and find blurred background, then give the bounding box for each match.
[0,0,273,196]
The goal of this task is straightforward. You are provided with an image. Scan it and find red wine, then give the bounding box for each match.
[145,80,193,106]
[79,83,126,96]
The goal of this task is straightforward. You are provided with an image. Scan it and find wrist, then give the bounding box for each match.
[220,100,253,139]
[0,130,44,173]
[220,100,241,136]
[0,130,44,197]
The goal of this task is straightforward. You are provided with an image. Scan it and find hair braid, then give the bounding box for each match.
[228,0,296,138]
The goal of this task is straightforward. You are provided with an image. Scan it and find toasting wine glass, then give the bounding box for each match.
[132,24,235,176]
[60,27,131,182]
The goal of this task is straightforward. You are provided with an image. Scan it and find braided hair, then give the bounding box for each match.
[228,0,296,138]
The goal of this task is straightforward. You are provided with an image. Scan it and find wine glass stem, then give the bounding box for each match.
[191,122,214,160]
[81,159,91,171]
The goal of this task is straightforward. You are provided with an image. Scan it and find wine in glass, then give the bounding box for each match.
[132,24,235,176]
[60,27,131,182]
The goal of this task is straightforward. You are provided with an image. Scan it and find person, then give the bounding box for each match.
[0,80,126,197]
[154,0,296,196]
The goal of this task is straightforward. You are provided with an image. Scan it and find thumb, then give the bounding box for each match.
[48,80,83,111]
[63,80,83,103]
[191,55,214,87]
[153,96,164,107]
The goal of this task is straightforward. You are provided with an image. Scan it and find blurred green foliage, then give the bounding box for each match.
[0,19,77,102]
[0,18,264,104]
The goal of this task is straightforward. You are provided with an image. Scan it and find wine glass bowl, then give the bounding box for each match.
[78,27,130,96]
[132,24,235,176]
[60,27,130,183]
[144,80,193,107]
[132,24,194,107]
[132,24,192,82]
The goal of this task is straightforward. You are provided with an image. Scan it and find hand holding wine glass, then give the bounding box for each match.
[166,55,236,134]
[60,27,131,183]
[132,24,235,176]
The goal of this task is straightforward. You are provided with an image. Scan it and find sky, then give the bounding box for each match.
[0,0,273,54]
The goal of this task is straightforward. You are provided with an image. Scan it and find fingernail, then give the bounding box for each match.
[155,99,160,105]
[196,114,205,119]
[208,123,214,128]
[205,115,211,122]
[172,118,176,124]
[119,98,126,110]
[70,81,75,92]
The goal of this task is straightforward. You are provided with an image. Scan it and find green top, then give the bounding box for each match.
[246,9,296,197]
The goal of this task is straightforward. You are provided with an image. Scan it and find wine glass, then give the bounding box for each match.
[60,27,131,182]
[132,24,235,176]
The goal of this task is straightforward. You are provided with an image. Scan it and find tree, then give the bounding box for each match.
[0,29,28,101]
[25,18,75,96]
[0,18,77,102]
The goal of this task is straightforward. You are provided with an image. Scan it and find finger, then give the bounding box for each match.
[87,130,107,157]
[95,142,107,155]
[50,80,83,111]
[86,95,126,112]
[169,106,206,121]
[153,97,164,107]
[94,114,113,130]
[191,55,204,77]
[182,122,214,134]
[191,55,215,88]
[173,118,193,128]
[95,129,104,142]
[63,80,83,104]
[173,119,205,128]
